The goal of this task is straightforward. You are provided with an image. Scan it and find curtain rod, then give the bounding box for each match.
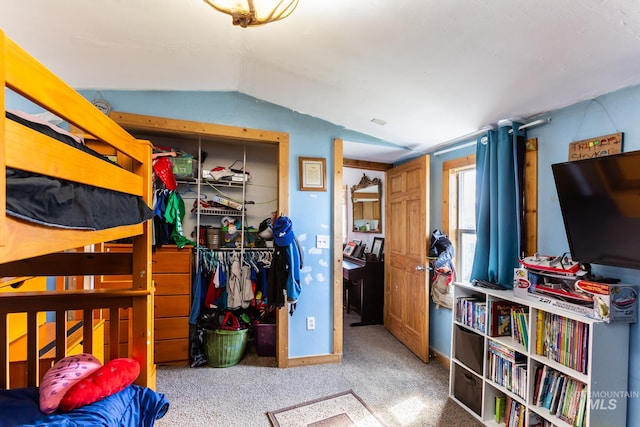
[430,126,494,156]
[432,140,476,156]
[432,117,551,156]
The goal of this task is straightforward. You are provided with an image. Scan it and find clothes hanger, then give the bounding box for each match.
[179,182,200,199]
[244,252,260,272]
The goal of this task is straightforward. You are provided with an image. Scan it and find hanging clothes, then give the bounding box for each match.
[163,191,196,248]
[189,248,272,323]
[153,189,172,247]
[227,255,242,309]
[189,268,205,325]
[241,264,254,308]
[428,229,455,310]
[267,215,302,315]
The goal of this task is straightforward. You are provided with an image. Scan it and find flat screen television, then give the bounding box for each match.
[552,149,640,270]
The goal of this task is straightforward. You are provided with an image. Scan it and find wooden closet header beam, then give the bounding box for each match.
[109,111,288,145]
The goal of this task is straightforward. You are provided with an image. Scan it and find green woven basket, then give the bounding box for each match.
[204,328,248,368]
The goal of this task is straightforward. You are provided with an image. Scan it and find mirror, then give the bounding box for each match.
[351,174,382,233]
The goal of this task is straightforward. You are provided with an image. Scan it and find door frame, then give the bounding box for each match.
[333,139,344,358]
[332,139,396,359]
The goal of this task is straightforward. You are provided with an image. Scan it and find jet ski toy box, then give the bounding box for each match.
[519,254,584,276]
[514,258,637,322]
[574,280,637,323]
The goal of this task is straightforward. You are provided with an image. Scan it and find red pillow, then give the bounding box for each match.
[58,358,140,412]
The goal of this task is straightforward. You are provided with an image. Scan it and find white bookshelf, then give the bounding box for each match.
[449,281,629,427]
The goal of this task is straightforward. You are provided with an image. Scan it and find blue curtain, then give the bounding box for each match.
[470,123,525,288]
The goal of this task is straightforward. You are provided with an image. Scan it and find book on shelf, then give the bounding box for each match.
[487,341,527,398]
[535,310,544,355]
[542,370,558,409]
[504,397,525,427]
[558,380,575,420]
[529,413,554,427]
[549,375,565,414]
[489,300,524,337]
[510,306,529,349]
[559,380,586,426]
[504,396,512,426]
[455,296,486,332]
[532,365,544,405]
[539,311,589,374]
[574,386,588,427]
[495,395,505,423]
[535,367,588,427]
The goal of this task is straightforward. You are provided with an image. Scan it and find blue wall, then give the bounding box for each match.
[427,83,640,424]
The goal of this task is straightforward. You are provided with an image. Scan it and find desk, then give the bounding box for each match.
[343,255,384,326]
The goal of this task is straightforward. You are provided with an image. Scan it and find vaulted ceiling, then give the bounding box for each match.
[3,0,640,161]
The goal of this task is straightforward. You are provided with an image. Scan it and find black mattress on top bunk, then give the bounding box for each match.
[5,111,154,230]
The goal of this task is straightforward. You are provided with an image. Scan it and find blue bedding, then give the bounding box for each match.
[0,385,169,427]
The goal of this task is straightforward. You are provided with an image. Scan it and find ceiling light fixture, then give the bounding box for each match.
[203,0,299,27]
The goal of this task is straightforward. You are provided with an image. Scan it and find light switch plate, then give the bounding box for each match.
[316,235,330,249]
[306,317,315,330]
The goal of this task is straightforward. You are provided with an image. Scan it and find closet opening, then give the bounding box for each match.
[106,111,290,368]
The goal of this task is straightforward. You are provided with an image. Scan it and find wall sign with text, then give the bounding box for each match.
[568,132,622,161]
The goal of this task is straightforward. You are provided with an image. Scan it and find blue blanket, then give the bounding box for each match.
[0,385,169,427]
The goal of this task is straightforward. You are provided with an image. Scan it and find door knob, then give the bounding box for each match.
[416,265,425,271]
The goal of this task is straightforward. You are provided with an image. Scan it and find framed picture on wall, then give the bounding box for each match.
[371,237,384,261]
[299,157,326,191]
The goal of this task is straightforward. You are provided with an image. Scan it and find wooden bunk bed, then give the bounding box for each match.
[0,29,167,424]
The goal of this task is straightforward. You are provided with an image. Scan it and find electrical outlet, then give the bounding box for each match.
[316,235,330,249]
[306,316,315,330]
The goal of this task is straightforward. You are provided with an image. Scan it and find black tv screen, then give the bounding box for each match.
[552,150,640,270]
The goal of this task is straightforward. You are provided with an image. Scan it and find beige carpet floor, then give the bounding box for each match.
[155,310,483,427]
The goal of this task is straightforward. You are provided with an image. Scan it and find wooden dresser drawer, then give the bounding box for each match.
[152,248,192,273]
[154,339,189,364]
[102,244,192,274]
[153,274,190,295]
[98,274,190,295]
[155,318,190,341]
[155,295,190,318]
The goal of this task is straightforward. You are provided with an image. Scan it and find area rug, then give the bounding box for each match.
[267,390,386,427]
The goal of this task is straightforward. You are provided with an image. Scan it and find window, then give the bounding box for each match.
[442,155,476,282]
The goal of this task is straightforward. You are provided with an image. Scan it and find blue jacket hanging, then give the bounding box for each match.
[267,216,302,315]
